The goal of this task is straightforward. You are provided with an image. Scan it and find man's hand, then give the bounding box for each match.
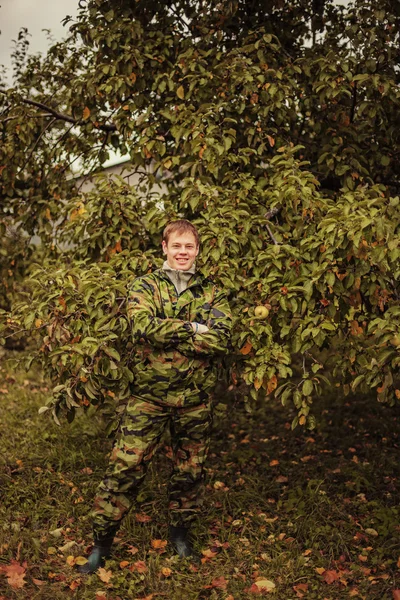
[191,322,209,334]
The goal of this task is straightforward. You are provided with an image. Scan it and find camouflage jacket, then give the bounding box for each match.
[127,269,232,406]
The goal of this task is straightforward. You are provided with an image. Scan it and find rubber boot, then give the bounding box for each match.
[77,535,114,574]
[169,525,196,558]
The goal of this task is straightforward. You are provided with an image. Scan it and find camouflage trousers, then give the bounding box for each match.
[91,395,212,539]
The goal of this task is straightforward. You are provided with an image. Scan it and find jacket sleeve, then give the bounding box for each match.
[127,277,194,347]
[179,289,232,357]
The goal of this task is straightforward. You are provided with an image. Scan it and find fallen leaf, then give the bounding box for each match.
[32,578,45,586]
[83,106,91,120]
[151,539,167,550]
[59,540,76,553]
[50,527,64,538]
[161,567,172,577]
[393,591,400,600]
[97,568,113,583]
[127,545,139,555]
[358,554,368,562]
[177,85,185,99]
[293,582,308,597]
[119,560,130,568]
[364,528,378,537]
[0,560,27,589]
[133,560,148,573]
[254,578,276,591]
[269,459,279,467]
[213,481,227,490]
[323,570,340,584]
[276,475,288,483]
[315,567,325,575]
[211,576,228,589]
[135,513,152,523]
[201,548,218,563]
[69,579,81,590]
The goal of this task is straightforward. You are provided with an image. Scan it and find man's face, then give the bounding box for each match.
[162,230,199,271]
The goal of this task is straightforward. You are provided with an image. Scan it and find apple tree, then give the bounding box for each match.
[1,0,399,428]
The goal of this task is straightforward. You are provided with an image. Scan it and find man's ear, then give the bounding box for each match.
[162,240,167,254]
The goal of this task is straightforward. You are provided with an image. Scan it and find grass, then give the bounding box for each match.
[0,351,399,599]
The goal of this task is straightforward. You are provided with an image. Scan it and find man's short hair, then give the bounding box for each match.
[163,220,200,247]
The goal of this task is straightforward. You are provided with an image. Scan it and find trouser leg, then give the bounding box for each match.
[92,396,169,539]
[168,401,213,527]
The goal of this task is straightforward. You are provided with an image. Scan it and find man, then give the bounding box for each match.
[78,219,232,574]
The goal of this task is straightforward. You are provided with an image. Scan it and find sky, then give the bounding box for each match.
[0,0,79,79]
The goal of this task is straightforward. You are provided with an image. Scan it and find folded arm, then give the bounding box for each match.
[127,278,193,347]
[180,290,232,357]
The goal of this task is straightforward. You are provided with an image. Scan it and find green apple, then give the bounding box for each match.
[255,306,270,319]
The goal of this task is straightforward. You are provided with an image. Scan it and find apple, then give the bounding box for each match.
[390,335,400,347]
[254,306,270,319]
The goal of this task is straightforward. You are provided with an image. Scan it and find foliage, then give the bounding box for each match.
[1,0,400,425]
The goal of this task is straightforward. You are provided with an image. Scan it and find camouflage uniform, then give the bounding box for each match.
[92,268,231,537]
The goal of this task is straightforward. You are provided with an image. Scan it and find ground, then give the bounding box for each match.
[0,352,399,600]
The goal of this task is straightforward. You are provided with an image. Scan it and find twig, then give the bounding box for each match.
[265,223,278,245]
[264,206,280,245]
[22,98,117,132]
[17,117,56,175]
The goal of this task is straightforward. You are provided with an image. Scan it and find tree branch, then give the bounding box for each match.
[21,99,117,132]
[350,81,357,124]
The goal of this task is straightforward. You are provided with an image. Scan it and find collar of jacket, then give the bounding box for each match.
[162,260,196,295]
[155,267,205,291]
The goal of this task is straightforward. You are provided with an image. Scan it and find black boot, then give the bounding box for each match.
[77,535,114,574]
[169,525,196,558]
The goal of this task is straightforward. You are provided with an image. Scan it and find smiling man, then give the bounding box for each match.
[78,219,232,573]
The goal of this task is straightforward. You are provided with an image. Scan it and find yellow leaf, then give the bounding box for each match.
[97,568,113,583]
[161,567,172,577]
[254,578,276,591]
[177,85,185,99]
[75,556,88,566]
[35,319,43,328]
[299,415,306,425]
[254,377,262,391]
[83,106,91,120]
